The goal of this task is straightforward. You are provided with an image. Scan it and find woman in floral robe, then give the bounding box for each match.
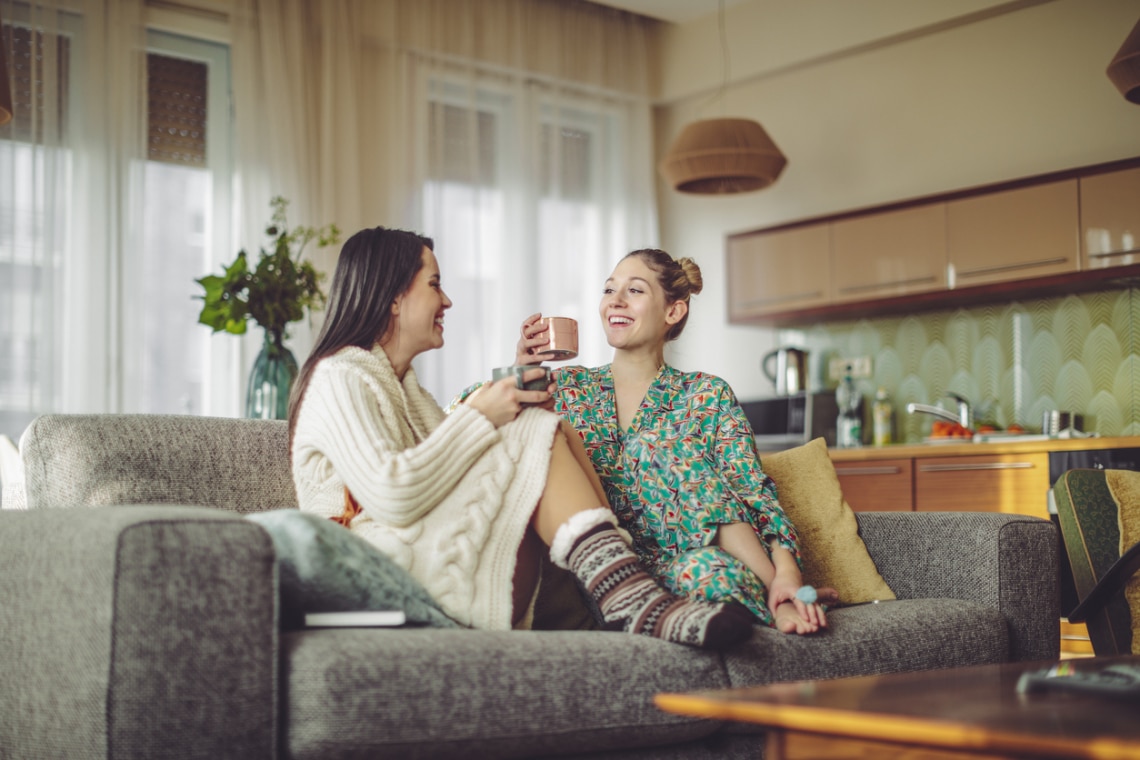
[516,249,835,633]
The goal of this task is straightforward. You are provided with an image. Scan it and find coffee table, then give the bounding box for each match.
[655,656,1140,760]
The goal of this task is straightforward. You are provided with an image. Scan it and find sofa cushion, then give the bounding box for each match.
[721,598,1008,691]
[282,629,728,760]
[21,414,297,512]
[761,437,895,604]
[246,510,461,629]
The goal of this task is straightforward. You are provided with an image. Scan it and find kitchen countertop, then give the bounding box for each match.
[822,434,1140,462]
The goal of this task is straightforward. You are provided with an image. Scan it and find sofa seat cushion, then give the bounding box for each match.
[722,598,1008,691]
[283,629,729,760]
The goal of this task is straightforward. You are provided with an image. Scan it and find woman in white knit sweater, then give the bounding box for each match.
[287,226,752,648]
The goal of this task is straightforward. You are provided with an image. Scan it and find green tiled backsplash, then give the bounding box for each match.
[778,288,1140,443]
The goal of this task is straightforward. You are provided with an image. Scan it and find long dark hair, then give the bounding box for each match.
[287,226,434,445]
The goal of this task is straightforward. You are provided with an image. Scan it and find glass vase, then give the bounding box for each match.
[245,331,298,420]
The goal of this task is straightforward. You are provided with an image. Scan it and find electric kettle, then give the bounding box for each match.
[762,347,808,395]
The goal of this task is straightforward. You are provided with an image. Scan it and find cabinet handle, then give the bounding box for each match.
[956,257,1067,278]
[839,275,937,295]
[918,462,1035,472]
[741,290,823,308]
[835,465,903,476]
[1088,247,1140,259]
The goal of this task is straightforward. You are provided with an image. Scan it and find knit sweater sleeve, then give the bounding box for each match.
[295,356,501,528]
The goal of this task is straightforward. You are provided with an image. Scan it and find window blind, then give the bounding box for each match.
[147,52,206,166]
[1,23,70,143]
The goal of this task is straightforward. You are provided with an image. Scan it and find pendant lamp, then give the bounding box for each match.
[1107,16,1140,105]
[660,117,787,194]
[658,0,786,194]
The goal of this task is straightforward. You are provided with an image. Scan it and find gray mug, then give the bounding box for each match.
[492,364,551,393]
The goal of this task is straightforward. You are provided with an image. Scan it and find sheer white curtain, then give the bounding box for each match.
[230,0,658,400]
[0,0,146,439]
[0,0,239,441]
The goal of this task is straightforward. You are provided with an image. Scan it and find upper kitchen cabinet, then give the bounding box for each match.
[946,179,1080,288]
[1080,166,1140,270]
[831,203,948,303]
[726,224,831,320]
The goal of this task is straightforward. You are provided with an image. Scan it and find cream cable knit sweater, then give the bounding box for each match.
[291,344,560,631]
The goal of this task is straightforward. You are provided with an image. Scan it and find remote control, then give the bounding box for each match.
[1016,662,1140,699]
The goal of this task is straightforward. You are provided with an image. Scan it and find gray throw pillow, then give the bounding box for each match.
[246,510,461,630]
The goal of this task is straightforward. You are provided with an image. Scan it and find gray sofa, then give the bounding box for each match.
[1,414,1060,760]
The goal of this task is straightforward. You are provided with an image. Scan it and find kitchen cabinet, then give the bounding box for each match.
[831,203,948,303]
[1080,165,1140,270]
[725,224,831,319]
[833,458,913,512]
[913,452,1050,519]
[946,180,1079,288]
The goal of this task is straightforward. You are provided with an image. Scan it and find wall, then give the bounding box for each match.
[784,288,1140,442]
[653,0,1140,413]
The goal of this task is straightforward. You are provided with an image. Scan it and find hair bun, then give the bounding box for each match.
[676,257,704,296]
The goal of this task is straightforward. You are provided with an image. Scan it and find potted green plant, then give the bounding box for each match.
[196,196,340,419]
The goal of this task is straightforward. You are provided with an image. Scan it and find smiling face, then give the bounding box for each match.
[599,255,686,353]
[384,247,452,366]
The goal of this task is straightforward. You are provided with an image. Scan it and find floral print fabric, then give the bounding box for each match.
[552,364,801,625]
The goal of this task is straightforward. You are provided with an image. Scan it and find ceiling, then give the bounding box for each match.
[585,0,744,24]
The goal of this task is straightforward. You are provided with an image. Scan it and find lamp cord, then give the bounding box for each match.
[696,0,731,118]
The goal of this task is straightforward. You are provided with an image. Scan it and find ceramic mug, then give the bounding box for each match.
[492,364,551,393]
[535,317,578,360]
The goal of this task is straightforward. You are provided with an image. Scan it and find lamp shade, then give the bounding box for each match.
[659,117,787,194]
[1107,16,1140,105]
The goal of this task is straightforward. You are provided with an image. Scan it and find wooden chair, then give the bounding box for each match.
[1052,468,1140,656]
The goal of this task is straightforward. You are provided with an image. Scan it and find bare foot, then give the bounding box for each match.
[773,600,827,635]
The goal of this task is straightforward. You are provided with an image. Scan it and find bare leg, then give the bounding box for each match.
[558,418,608,507]
[531,427,607,544]
[513,427,604,626]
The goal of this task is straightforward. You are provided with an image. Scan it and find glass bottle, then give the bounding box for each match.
[872,387,893,446]
[836,369,862,448]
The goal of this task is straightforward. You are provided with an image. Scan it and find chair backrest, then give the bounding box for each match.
[1053,468,1139,655]
[20,414,298,514]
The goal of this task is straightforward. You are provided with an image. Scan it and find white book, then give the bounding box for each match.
[304,610,407,628]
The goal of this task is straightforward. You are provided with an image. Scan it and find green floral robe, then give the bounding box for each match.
[552,364,801,625]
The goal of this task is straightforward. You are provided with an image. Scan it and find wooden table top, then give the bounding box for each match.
[655,657,1140,759]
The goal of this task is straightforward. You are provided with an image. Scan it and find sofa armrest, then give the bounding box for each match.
[856,511,1059,662]
[0,506,278,759]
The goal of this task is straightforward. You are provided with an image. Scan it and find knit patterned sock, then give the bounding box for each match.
[562,524,753,649]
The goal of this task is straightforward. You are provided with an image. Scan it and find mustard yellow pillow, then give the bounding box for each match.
[761,437,895,604]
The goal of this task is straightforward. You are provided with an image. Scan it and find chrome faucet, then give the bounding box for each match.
[906,392,972,428]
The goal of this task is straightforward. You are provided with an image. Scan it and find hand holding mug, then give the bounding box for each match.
[516,313,578,365]
[516,313,551,365]
[467,367,552,428]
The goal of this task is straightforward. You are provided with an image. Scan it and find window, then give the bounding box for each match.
[126,33,235,416]
[0,17,235,441]
[418,72,631,398]
[0,13,74,440]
